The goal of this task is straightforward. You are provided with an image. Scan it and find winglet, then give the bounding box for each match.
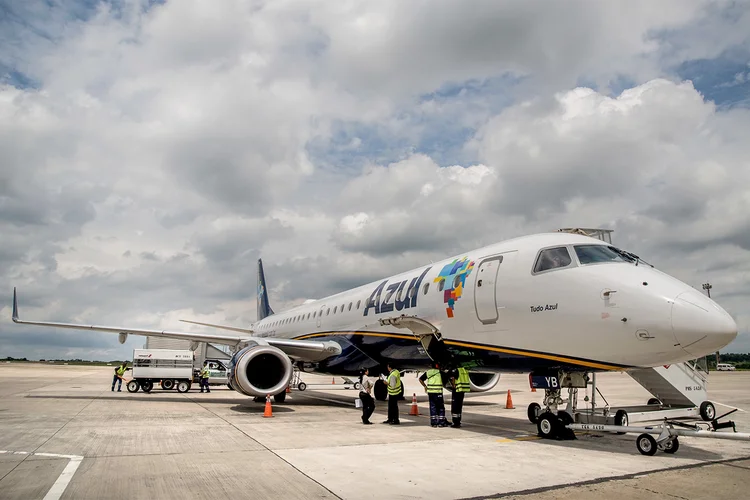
[12,287,19,322]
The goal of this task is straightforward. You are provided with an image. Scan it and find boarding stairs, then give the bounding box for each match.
[628,359,709,407]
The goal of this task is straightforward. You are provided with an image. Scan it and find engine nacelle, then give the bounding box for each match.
[228,344,293,397]
[468,372,501,392]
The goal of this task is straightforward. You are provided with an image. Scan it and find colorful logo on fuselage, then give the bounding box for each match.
[434,257,474,318]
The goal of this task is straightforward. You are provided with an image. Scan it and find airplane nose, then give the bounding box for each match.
[671,290,738,356]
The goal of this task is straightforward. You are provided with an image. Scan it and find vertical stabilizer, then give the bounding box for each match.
[257,259,274,320]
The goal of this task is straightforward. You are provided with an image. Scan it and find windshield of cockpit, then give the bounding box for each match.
[573,244,635,265]
[533,244,643,274]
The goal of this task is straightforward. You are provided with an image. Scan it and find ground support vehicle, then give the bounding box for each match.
[567,409,750,456]
[190,359,230,387]
[127,349,194,393]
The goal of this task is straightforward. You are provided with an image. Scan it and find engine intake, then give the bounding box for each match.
[468,372,501,392]
[228,344,293,397]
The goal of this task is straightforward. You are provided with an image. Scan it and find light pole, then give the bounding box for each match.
[701,282,719,368]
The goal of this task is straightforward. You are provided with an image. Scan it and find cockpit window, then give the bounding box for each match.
[533,247,572,273]
[574,245,634,265]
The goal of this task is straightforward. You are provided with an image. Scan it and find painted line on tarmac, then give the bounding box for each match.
[0,451,83,500]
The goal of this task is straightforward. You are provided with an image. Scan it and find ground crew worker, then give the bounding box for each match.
[200,361,211,393]
[358,368,375,425]
[419,362,448,427]
[382,363,401,425]
[449,366,471,428]
[111,361,129,392]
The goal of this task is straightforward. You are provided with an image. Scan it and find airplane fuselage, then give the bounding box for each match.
[247,233,738,377]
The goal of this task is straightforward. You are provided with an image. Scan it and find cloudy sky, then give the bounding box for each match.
[1,0,749,361]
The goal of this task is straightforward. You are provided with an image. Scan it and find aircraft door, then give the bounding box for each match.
[474,256,503,324]
[316,306,325,328]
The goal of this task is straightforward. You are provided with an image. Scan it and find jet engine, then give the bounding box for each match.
[228,344,294,398]
[468,372,501,392]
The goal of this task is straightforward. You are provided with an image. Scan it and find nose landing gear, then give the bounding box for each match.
[529,370,588,440]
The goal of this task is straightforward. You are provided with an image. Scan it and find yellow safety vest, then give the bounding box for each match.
[426,369,443,394]
[455,367,471,393]
[116,366,127,376]
[200,367,210,378]
[387,370,402,395]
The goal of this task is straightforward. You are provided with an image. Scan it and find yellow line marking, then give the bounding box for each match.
[444,340,622,370]
[496,435,541,443]
[295,331,625,371]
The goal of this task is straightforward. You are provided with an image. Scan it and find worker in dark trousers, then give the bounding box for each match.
[111,361,129,392]
[382,363,402,425]
[420,362,448,427]
[358,368,375,424]
[449,366,471,428]
[200,361,211,393]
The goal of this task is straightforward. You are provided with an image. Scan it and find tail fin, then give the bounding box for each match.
[257,259,274,320]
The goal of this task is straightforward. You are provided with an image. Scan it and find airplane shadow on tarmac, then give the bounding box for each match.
[289,390,729,461]
[25,392,728,461]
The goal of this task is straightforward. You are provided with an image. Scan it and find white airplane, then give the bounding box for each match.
[11,230,737,438]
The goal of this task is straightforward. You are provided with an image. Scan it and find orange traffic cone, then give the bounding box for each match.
[505,389,515,409]
[263,394,274,418]
[286,385,291,394]
[409,393,420,416]
[531,386,536,392]
[332,377,335,384]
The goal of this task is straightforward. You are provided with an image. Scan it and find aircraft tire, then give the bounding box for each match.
[700,401,716,421]
[536,412,560,439]
[527,402,541,424]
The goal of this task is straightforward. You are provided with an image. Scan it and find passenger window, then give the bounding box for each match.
[356,300,361,309]
[534,247,572,273]
[423,283,429,295]
[334,306,337,314]
[348,303,352,311]
[453,275,461,288]
[327,308,330,315]
[438,278,445,292]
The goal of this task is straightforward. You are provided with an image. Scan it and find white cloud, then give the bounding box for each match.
[1,0,750,359]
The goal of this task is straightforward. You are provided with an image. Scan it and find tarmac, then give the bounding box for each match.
[0,363,749,500]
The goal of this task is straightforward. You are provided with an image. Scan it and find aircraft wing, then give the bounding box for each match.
[11,289,341,362]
